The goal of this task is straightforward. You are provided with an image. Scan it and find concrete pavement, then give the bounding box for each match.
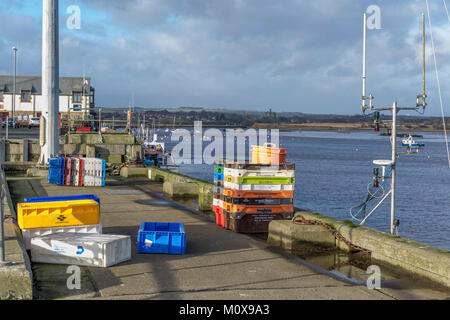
[4,177,398,300]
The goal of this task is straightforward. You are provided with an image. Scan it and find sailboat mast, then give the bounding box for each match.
[362,13,367,108]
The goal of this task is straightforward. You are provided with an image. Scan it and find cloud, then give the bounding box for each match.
[0,0,448,115]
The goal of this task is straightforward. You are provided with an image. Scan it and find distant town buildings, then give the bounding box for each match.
[0,75,94,120]
[264,108,277,119]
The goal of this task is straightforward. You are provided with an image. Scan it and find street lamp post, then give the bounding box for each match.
[12,47,18,122]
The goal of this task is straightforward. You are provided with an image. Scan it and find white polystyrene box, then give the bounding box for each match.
[31,233,131,267]
[213,198,223,207]
[223,182,294,191]
[21,224,102,250]
[224,168,295,178]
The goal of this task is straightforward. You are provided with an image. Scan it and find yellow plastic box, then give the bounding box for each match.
[17,200,100,229]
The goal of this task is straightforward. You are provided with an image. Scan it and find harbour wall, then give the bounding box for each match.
[0,165,33,300]
[268,211,450,288]
[146,167,214,212]
[0,133,142,166]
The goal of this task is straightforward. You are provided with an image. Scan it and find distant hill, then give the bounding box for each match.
[94,106,448,131]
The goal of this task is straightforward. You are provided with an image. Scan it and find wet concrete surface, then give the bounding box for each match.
[292,249,450,300]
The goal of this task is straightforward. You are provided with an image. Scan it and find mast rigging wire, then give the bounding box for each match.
[443,0,450,22]
[425,0,450,167]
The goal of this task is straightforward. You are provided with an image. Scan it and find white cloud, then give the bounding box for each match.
[0,0,448,115]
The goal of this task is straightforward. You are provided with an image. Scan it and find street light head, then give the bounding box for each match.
[12,46,18,51]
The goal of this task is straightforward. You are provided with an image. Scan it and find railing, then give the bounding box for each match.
[0,163,12,265]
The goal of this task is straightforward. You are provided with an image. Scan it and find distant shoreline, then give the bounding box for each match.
[250,122,447,133]
[138,122,447,133]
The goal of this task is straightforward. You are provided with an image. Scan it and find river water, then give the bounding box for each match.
[157,129,449,251]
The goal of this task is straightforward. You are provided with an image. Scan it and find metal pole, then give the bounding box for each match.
[0,175,12,265]
[12,47,18,122]
[0,189,7,264]
[82,73,87,121]
[40,0,60,164]
[362,13,367,108]
[5,117,8,140]
[422,13,426,103]
[390,101,398,234]
[360,189,392,225]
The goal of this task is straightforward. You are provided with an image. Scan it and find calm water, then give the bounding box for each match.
[157,129,450,250]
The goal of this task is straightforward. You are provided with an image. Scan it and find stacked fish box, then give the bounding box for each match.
[18,195,102,250]
[213,161,225,228]
[222,144,295,233]
[47,157,65,186]
[83,158,106,187]
[17,195,131,267]
[48,157,105,187]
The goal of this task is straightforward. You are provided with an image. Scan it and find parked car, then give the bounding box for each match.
[28,117,40,129]
[1,119,17,128]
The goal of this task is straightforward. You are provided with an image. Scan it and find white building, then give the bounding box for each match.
[0,75,95,120]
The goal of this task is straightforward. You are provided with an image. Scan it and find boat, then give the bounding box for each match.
[170,116,177,135]
[402,134,425,148]
[141,133,178,171]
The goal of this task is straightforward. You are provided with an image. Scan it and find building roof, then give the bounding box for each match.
[0,75,92,95]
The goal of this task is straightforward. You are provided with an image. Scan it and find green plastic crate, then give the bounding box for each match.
[214,165,224,174]
[224,175,295,185]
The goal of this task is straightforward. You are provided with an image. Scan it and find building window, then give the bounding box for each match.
[73,91,82,103]
[21,90,31,102]
[73,104,82,111]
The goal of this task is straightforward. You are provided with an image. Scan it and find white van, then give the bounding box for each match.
[29,117,40,128]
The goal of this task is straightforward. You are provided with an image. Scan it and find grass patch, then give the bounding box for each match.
[325,222,336,230]
[343,220,359,228]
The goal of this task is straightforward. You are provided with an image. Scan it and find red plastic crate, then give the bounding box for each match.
[213,205,225,228]
[64,158,72,186]
[216,211,225,228]
[76,127,91,133]
[77,157,84,187]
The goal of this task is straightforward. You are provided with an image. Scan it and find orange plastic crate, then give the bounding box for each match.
[222,202,294,214]
[251,143,287,164]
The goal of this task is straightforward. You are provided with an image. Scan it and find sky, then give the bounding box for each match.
[0,0,449,116]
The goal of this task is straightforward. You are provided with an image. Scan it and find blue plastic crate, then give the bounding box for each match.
[214,172,224,181]
[47,157,65,185]
[24,194,100,205]
[137,222,186,254]
[100,159,106,187]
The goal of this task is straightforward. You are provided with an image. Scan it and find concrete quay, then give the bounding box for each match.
[1,176,398,300]
[268,211,450,289]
